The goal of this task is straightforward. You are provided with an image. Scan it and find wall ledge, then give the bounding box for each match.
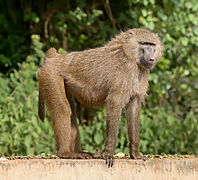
[1,158,198,180]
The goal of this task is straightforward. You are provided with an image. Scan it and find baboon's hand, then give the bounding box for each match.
[93,152,115,168]
[104,154,114,168]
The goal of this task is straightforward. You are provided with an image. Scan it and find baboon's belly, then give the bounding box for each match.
[66,84,107,106]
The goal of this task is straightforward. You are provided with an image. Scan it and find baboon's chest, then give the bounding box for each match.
[123,74,148,104]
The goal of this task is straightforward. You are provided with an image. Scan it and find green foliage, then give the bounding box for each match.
[140,107,198,155]
[0,35,55,156]
[0,0,198,156]
[0,1,28,73]
[52,7,110,50]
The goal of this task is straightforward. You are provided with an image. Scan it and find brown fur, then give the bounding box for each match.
[38,28,163,166]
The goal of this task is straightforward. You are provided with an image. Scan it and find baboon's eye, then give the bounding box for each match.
[139,42,155,46]
[129,32,134,35]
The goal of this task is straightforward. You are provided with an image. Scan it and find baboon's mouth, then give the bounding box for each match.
[146,63,154,68]
[148,61,155,66]
[140,58,154,69]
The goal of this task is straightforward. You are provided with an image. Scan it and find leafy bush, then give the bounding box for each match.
[0,0,28,72]
[0,35,55,156]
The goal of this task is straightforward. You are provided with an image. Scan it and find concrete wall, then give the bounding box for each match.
[1,158,198,180]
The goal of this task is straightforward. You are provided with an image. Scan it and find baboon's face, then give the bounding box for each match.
[123,29,162,70]
[138,42,157,69]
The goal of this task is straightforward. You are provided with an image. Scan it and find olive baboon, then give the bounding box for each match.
[38,28,163,167]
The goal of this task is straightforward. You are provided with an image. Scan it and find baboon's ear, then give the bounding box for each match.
[124,32,134,41]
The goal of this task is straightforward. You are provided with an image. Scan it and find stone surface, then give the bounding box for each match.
[1,158,198,180]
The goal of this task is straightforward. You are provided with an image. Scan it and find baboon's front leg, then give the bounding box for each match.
[125,96,144,159]
[93,95,122,167]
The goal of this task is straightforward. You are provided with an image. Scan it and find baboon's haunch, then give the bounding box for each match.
[38,28,163,167]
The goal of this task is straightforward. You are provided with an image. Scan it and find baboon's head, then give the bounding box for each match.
[122,28,163,69]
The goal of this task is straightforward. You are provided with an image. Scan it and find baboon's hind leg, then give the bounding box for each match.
[66,91,93,158]
[66,92,82,152]
[38,70,91,159]
[38,70,72,155]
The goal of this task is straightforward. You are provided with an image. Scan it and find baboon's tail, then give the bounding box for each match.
[44,48,57,62]
[38,48,57,121]
[38,88,45,122]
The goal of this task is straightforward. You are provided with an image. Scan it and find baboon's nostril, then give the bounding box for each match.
[150,59,154,62]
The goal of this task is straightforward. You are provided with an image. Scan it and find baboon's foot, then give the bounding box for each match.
[130,152,147,160]
[93,152,114,168]
[57,152,93,159]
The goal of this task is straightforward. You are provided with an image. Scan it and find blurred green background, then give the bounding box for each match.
[0,0,198,156]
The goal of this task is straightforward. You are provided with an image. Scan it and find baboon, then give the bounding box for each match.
[38,28,163,167]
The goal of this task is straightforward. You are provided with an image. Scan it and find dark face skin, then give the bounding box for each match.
[139,43,156,69]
